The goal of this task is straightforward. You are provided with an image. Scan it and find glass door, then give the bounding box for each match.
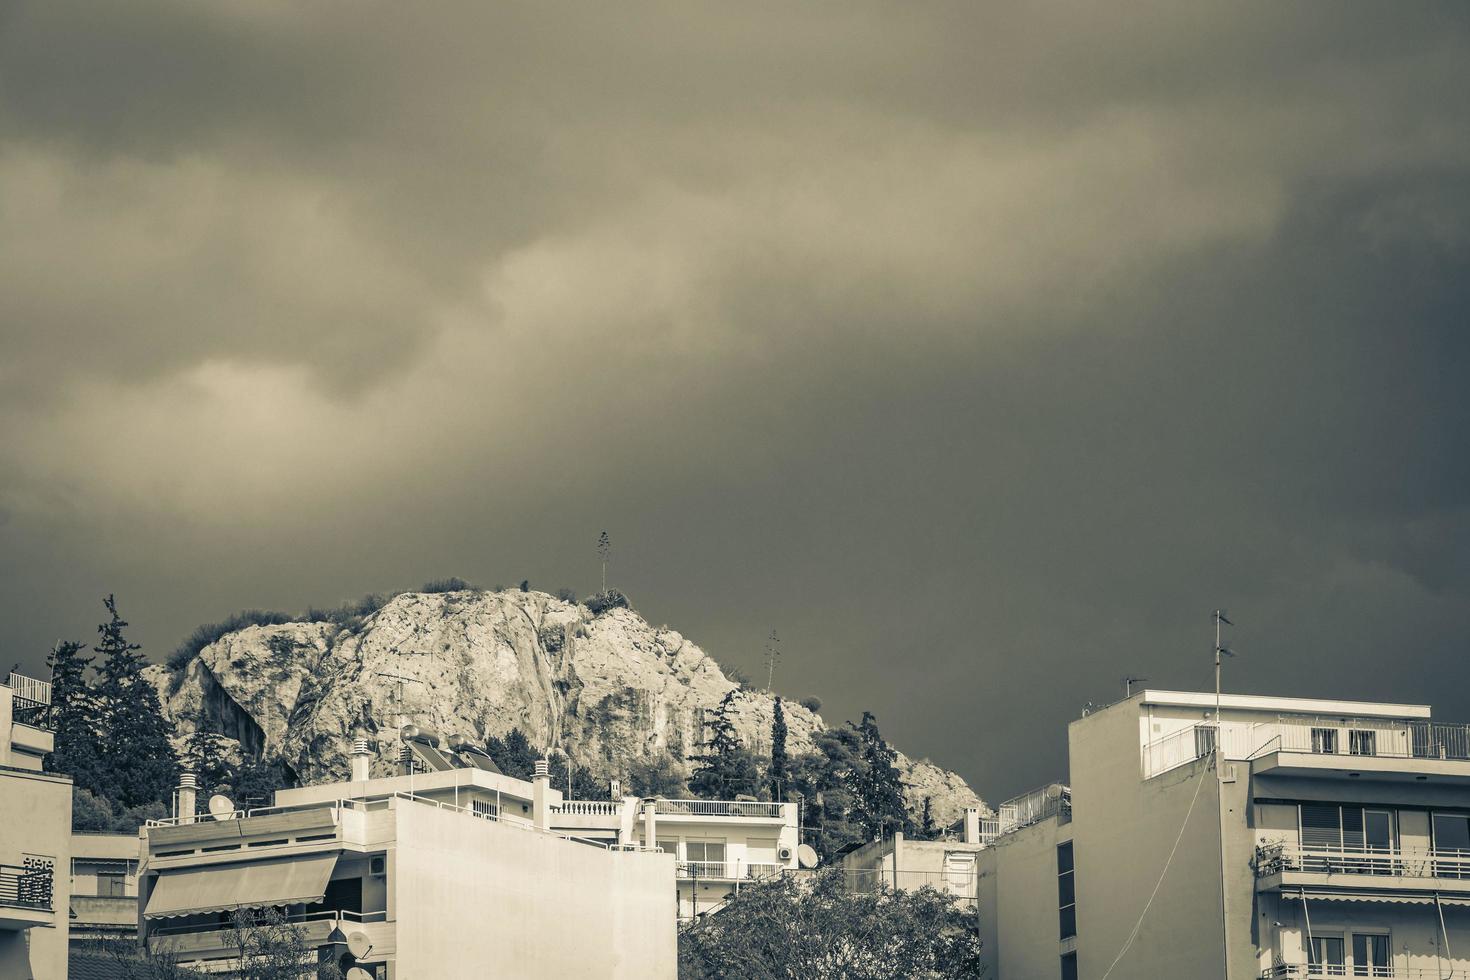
[1309,935,1345,975]
[1351,934,1390,977]
[1432,813,1470,879]
[1363,810,1395,874]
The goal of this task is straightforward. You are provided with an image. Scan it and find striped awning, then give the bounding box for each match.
[1291,889,1470,907]
[144,853,337,918]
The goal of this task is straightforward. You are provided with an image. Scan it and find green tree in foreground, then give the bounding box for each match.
[677,868,985,979]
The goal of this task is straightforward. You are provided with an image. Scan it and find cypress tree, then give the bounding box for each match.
[93,595,177,808]
[769,697,788,800]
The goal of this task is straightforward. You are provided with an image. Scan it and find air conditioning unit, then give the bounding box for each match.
[369,855,386,877]
[777,845,794,862]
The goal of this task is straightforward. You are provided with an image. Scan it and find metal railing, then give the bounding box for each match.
[145,792,658,853]
[551,800,624,817]
[655,799,786,819]
[1255,843,1470,880]
[1262,967,1442,978]
[1144,718,1470,781]
[996,784,1070,834]
[148,907,387,938]
[6,673,51,706]
[676,860,784,880]
[0,864,53,911]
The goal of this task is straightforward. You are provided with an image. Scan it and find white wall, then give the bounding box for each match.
[392,801,675,978]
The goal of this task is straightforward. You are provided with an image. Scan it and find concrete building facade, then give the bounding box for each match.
[978,689,1470,979]
[139,750,678,978]
[0,672,72,980]
[68,833,142,947]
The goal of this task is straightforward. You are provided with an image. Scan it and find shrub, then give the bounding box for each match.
[724,664,754,691]
[519,580,530,592]
[538,624,566,652]
[800,696,823,714]
[555,587,577,603]
[582,589,631,616]
[422,577,474,594]
[167,610,293,671]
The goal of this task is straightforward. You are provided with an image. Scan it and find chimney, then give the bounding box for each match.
[609,778,621,799]
[642,799,658,850]
[533,759,550,830]
[176,771,198,824]
[963,806,982,845]
[351,738,372,783]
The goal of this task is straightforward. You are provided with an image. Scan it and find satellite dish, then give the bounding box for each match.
[346,969,373,980]
[208,795,235,820]
[346,931,373,959]
[797,844,819,869]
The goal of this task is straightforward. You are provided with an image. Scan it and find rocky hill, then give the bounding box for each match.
[149,589,985,824]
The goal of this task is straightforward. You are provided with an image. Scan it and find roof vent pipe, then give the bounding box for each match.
[351,738,372,782]
[176,771,198,824]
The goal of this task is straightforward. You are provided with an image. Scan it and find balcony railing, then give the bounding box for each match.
[1262,967,1446,978]
[0,865,53,911]
[995,784,1070,834]
[6,672,52,729]
[655,799,786,819]
[551,800,624,817]
[1255,843,1470,880]
[1144,718,1470,780]
[677,861,783,880]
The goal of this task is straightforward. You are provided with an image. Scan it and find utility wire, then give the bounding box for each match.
[1100,761,1209,980]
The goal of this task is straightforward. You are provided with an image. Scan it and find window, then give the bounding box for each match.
[685,839,726,873]
[1308,935,1345,975]
[471,799,497,819]
[97,872,126,898]
[1057,842,1076,941]
[1060,951,1078,980]
[1349,730,1377,756]
[1432,813,1470,878]
[656,838,679,858]
[1352,934,1390,977]
[1312,728,1339,754]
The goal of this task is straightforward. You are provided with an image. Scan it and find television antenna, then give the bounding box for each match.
[1122,675,1148,698]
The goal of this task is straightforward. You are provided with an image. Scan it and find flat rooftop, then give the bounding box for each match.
[1140,689,1431,721]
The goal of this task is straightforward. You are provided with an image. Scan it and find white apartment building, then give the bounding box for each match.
[545,794,799,920]
[69,833,142,947]
[0,672,72,980]
[138,727,799,975]
[976,689,1470,980]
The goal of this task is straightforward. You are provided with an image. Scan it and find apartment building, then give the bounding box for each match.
[548,792,800,920]
[837,805,996,906]
[0,672,72,980]
[136,732,691,976]
[977,689,1470,979]
[69,833,142,946]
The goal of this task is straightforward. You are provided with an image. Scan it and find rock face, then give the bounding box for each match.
[151,590,986,825]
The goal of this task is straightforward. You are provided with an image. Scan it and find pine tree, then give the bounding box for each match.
[485,728,538,780]
[690,690,760,799]
[183,717,234,805]
[920,796,936,839]
[45,639,108,797]
[849,711,908,841]
[769,697,788,800]
[93,595,177,808]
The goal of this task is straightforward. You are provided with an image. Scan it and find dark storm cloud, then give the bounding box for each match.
[2,1,1469,798]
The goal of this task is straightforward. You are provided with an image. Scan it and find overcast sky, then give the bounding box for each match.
[3,2,1469,801]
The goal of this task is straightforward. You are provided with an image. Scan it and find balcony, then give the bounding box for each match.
[1262,967,1451,978]
[6,672,52,730]
[994,784,1070,835]
[551,800,624,817]
[654,800,787,820]
[1255,843,1470,899]
[0,865,53,930]
[676,861,783,881]
[1144,719,1470,781]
